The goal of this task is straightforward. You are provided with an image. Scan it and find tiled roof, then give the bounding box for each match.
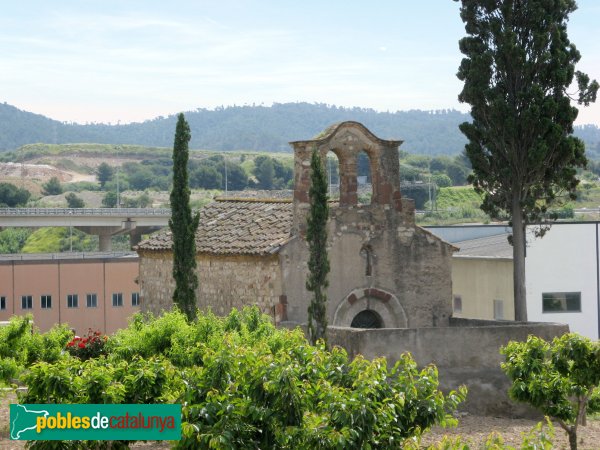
[137,199,293,256]
[453,233,513,258]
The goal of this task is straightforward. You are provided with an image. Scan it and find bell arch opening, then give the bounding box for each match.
[325,151,340,201]
[357,150,373,205]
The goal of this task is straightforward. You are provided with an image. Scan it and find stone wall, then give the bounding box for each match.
[327,320,569,416]
[139,251,284,320]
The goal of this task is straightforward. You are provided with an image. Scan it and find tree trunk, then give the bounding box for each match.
[512,195,528,322]
[567,428,578,450]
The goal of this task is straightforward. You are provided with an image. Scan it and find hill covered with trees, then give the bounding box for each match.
[1,101,599,157]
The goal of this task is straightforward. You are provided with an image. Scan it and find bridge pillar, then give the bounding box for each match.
[129,230,144,248]
[76,226,124,252]
[99,234,112,252]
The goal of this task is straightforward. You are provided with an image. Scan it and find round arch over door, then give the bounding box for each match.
[333,287,408,328]
[350,309,383,329]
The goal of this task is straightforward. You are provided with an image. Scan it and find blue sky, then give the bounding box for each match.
[1,0,599,126]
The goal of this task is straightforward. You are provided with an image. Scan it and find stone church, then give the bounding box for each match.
[137,122,455,328]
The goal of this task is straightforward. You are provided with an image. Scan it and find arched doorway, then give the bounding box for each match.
[351,309,383,329]
[332,287,408,328]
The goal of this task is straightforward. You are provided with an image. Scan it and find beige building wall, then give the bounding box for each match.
[0,256,140,335]
[139,251,284,321]
[451,257,514,320]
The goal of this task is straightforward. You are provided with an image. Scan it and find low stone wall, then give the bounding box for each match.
[327,320,569,417]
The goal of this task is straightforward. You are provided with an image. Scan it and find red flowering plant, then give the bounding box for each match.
[66,329,108,360]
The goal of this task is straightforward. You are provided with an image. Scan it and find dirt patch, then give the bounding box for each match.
[0,163,74,183]
[421,413,600,449]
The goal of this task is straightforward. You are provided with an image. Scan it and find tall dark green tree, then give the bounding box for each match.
[456,0,598,321]
[169,113,200,321]
[96,162,114,189]
[306,148,330,345]
[42,176,63,196]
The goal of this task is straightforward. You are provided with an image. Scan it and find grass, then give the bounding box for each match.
[436,186,483,209]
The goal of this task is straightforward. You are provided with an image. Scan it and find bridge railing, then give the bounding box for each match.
[0,208,172,216]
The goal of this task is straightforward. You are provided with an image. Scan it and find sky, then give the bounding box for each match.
[1,0,599,126]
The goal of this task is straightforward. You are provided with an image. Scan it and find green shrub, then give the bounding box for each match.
[502,333,600,450]
[0,357,20,384]
[0,316,72,379]
[16,307,466,449]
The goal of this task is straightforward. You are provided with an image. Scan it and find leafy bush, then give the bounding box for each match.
[501,333,600,450]
[107,308,465,449]
[10,308,466,449]
[0,316,72,383]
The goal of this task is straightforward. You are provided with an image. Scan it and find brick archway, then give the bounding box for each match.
[332,287,408,328]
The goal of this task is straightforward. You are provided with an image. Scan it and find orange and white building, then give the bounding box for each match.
[0,252,140,335]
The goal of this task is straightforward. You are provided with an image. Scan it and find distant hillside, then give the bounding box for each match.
[1,101,599,156]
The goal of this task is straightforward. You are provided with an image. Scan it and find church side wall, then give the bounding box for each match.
[139,251,283,320]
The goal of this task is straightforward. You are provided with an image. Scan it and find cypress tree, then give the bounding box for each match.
[169,113,200,321]
[306,147,330,345]
[456,0,598,321]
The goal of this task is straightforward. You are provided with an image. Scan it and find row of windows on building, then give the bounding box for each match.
[0,293,140,311]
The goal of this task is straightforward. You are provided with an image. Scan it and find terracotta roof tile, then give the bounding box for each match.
[137,199,293,256]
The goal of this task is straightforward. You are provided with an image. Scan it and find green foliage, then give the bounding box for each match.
[0,182,30,207]
[121,191,152,208]
[401,183,437,210]
[22,227,97,253]
[0,227,33,253]
[306,148,330,346]
[190,163,222,189]
[436,186,483,209]
[64,192,85,208]
[101,191,117,208]
[41,176,63,196]
[456,0,599,320]
[457,0,597,221]
[501,333,600,450]
[96,162,114,188]
[252,155,294,190]
[253,155,275,188]
[0,316,72,384]
[66,181,101,192]
[20,355,182,449]
[169,113,200,321]
[432,173,453,188]
[7,307,465,449]
[110,308,464,449]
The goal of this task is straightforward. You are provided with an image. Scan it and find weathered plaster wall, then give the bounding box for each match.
[327,320,569,416]
[139,251,283,320]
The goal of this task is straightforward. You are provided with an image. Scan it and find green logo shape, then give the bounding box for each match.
[10,404,181,441]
